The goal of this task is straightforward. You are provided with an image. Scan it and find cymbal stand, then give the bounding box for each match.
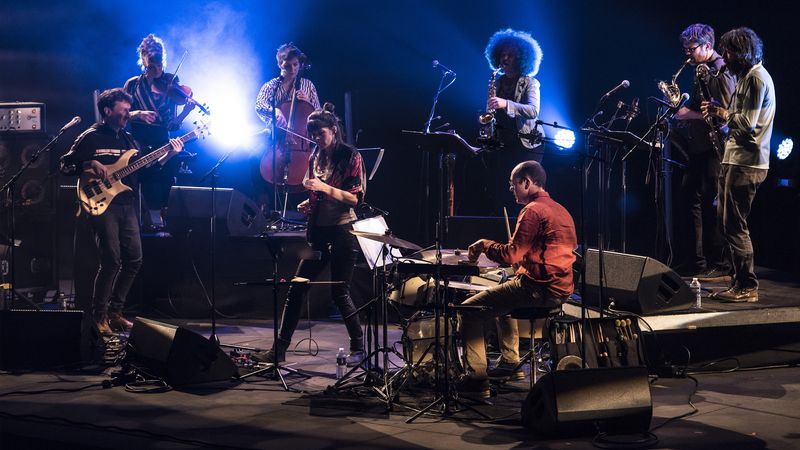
[406,150,489,423]
[330,243,407,409]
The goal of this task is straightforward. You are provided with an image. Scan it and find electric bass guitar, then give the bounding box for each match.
[77,121,209,216]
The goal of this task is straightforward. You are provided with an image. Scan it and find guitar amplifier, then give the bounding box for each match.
[0,102,45,133]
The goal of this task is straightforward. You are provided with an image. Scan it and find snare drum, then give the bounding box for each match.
[389,275,435,307]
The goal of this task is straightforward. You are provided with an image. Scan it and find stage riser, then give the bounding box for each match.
[645,322,800,375]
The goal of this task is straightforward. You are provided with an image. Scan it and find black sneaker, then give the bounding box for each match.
[695,268,733,283]
[346,350,366,367]
[487,360,526,381]
[455,375,491,398]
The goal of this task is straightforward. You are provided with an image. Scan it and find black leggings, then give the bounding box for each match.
[277,225,363,351]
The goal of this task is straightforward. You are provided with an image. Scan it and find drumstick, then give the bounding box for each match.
[503,207,512,241]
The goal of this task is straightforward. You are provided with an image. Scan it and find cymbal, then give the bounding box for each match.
[419,249,499,269]
[350,230,423,251]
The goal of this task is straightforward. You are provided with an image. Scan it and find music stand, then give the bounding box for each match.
[234,231,317,391]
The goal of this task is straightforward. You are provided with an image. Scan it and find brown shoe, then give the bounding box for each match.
[709,285,736,299]
[107,312,134,332]
[716,287,758,303]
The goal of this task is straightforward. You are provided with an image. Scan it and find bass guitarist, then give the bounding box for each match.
[60,88,183,335]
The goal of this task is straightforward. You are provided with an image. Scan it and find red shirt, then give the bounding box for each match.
[484,191,577,299]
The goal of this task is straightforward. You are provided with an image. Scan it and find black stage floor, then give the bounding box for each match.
[2,317,800,449]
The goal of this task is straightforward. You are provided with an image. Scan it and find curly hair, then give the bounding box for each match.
[719,27,763,67]
[680,23,715,48]
[137,34,166,71]
[484,28,543,77]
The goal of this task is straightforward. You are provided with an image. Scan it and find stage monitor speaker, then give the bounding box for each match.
[582,249,693,314]
[0,310,82,370]
[125,317,237,386]
[521,366,652,437]
[166,186,266,237]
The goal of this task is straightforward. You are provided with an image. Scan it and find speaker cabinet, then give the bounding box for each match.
[125,317,237,386]
[0,310,82,370]
[521,366,652,437]
[582,249,693,314]
[0,133,55,214]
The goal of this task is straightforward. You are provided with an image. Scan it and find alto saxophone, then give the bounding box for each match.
[657,58,692,108]
[478,67,502,146]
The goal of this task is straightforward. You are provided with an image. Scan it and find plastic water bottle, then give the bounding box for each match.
[690,278,702,309]
[335,348,347,379]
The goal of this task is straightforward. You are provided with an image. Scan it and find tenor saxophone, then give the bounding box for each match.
[657,58,692,107]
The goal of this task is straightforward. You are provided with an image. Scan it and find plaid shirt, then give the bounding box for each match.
[484,191,576,299]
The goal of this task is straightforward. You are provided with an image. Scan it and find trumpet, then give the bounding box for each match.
[657,58,691,108]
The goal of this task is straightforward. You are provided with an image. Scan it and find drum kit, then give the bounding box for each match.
[340,229,511,419]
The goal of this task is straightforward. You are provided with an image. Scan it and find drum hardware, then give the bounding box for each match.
[329,234,413,408]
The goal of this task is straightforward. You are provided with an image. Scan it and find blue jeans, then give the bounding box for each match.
[87,202,142,316]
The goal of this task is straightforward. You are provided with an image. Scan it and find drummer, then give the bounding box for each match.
[458,161,576,397]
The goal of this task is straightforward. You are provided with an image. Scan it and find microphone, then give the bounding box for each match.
[432,60,456,76]
[649,93,690,110]
[625,97,639,128]
[59,116,81,133]
[675,92,690,109]
[602,80,630,98]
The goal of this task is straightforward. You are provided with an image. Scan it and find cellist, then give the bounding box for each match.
[255,43,320,128]
[254,43,320,208]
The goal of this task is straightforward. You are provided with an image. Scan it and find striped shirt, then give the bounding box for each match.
[255,77,320,126]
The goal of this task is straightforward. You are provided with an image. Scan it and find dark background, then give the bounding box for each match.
[1,0,797,313]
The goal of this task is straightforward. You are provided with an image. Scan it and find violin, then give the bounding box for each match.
[151,73,211,116]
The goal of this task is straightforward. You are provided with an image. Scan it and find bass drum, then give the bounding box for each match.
[402,313,464,385]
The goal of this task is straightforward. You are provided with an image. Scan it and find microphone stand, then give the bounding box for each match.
[1,125,73,309]
[622,99,686,262]
[199,150,233,345]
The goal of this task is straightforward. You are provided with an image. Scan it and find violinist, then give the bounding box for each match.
[123,34,196,232]
[253,103,365,367]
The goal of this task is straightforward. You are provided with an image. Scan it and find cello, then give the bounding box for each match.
[259,77,316,193]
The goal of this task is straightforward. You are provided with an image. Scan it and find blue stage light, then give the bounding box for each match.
[777,138,793,160]
[554,129,576,149]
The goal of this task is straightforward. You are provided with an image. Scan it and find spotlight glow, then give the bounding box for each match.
[554,129,576,149]
[777,138,793,160]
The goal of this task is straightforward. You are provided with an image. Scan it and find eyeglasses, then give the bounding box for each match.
[684,44,701,55]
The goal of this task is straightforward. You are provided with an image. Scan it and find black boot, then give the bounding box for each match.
[252,338,289,363]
